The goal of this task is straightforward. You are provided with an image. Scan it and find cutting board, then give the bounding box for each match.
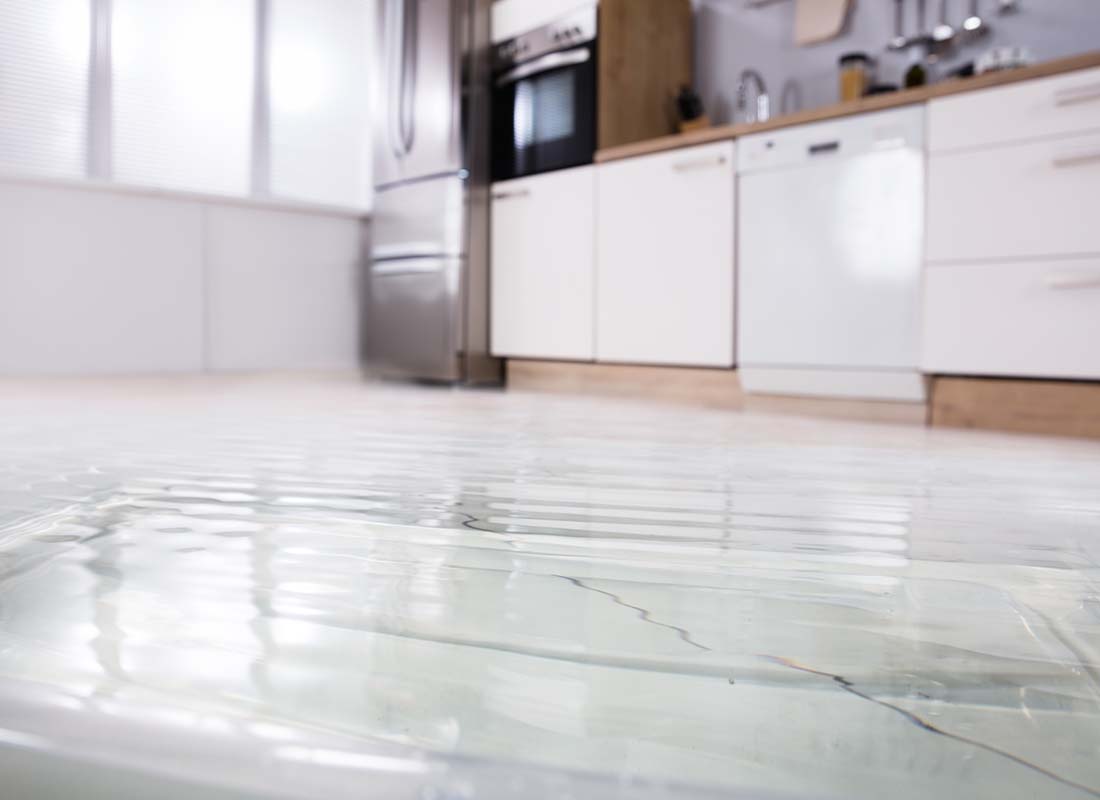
[794,0,851,45]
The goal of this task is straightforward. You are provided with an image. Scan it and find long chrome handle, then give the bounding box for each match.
[491,189,531,200]
[1046,272,1100,290]
[1054,82,1100,107]
[399,0,418,155]
[495,48,590,87]
[1052,149,1100,168]
[387,0,405,160]
[671,155,728,172]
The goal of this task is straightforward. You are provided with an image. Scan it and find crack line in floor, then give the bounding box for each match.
[555,575,712,653]
[763,655,1100,798]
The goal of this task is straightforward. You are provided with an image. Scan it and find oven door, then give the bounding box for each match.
[491,42,597,182]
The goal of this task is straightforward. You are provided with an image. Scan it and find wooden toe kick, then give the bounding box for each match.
[930,377,1100,439]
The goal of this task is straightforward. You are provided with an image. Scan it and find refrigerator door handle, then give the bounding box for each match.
[387,0,405,160]
[399,0,418,156]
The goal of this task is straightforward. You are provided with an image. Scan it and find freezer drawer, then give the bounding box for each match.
[922,258,1100,380]
[365,258,463,381]
[927,130,1100,263]
[371,176,466,260]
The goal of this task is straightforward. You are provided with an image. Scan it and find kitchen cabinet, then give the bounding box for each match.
[490,165,595,361]
[595,141,735,367]
[737,107,926,401]
[926,131,1100,263]
[923,258,1100,380]
[927,66,1100,154]
[923,70,1100,380]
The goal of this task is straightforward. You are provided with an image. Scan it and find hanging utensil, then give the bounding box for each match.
[890,0,908,49]
[932,0,955,42]
[963,0,986,34]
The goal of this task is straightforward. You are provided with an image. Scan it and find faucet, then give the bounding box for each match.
[736,69,770,124]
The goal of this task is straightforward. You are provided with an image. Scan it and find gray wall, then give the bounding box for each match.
[693,0,1100,124]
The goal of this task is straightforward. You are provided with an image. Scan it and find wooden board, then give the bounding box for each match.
[795,0,851,45]
[506,360,743,410]
[597,0,693,150]
[596,50,1100,163]
[931,377,1100,439]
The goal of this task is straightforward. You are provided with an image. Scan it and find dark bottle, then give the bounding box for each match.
[904,59,927,88]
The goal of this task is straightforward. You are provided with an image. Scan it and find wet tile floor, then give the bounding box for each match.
[0,375,1098,799]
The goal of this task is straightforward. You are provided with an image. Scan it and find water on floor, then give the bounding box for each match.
[0,376,1098,799]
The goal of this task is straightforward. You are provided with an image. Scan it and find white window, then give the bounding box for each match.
[0,0,90,178]
[110,0,255,196]
[268,0,372,208]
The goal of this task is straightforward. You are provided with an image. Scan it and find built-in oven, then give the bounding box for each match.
[490,5,597,182]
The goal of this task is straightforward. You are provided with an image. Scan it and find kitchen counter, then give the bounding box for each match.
[596,50,1100,163]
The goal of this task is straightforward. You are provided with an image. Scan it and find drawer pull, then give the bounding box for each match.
[1046,272,1100,290]
[492,189,531,200]
[1054,82,1100,107]
[672,155,728,172]
[1051,149,1100,168]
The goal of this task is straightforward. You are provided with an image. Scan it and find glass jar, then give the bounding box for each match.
[838,52,871,102]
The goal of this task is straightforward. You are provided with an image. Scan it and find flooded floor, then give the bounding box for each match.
[0,375,1098,799]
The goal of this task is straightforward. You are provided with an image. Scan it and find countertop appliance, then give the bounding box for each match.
[366,0,499,384]
[490,4,597,182]
[736,106,927,401]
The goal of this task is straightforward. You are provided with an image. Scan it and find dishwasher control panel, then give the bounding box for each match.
[736,105,926,174]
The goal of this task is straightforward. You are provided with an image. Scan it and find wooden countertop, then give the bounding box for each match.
[595,50,1100,163]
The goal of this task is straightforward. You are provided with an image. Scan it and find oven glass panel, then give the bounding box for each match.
[492,46,595,182]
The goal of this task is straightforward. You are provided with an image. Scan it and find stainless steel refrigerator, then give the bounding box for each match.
[365,0,500,384]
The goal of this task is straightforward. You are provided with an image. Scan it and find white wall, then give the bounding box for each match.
[0,178,365,376]
[694,0,1100,122]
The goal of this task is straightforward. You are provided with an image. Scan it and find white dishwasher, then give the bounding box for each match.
[737,106,926,401]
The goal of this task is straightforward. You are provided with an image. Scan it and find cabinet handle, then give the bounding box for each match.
[672,155,728,172]
[1054,82,1100,107]
[1051,149,1100,168]
[491,189,531,200]
[1046,271,1100,290]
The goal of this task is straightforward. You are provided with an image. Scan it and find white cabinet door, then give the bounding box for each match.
[595,141,735,367]
[922,258,1100,380]
[491,166,595,360]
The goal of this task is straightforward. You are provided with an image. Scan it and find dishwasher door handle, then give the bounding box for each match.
[808,141,841,156]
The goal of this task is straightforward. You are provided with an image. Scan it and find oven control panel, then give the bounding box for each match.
[492,5,598,73]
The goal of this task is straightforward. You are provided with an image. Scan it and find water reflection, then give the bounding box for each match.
[0,381,1098,798]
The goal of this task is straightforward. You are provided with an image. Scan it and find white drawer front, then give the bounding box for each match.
[929,66,1100,153]
[922,259,1100,380]
[927,131,1100,263]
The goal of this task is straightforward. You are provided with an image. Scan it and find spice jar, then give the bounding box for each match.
[838,52,871,102]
